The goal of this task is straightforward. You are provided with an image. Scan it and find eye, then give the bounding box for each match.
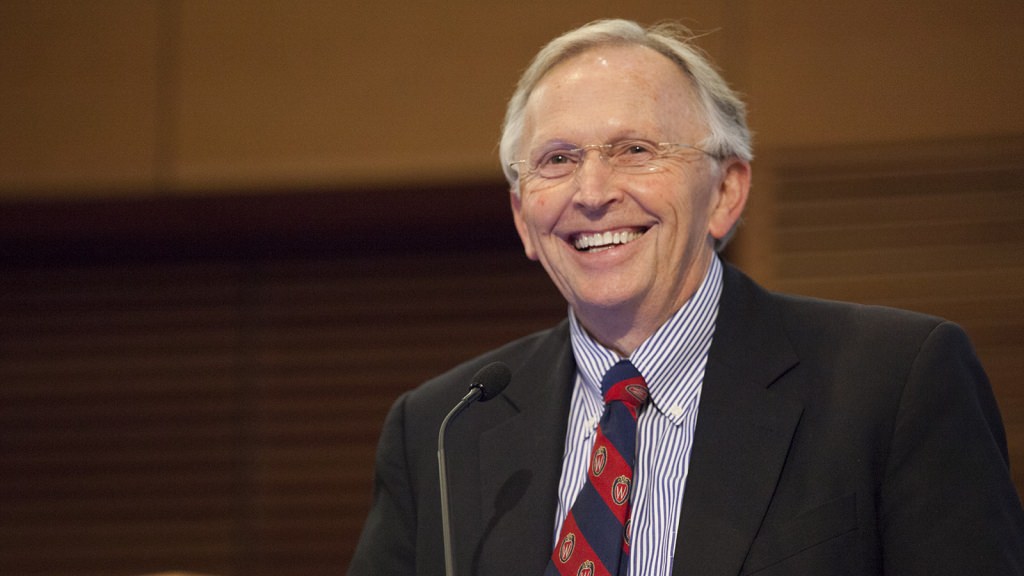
[532,148,581,178]
[539,150,576,166]
[611,140,658,166]
[625,142,653,154]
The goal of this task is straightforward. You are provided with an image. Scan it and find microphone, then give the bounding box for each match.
[437,361,512,576]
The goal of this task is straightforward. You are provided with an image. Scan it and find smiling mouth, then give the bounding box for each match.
[572,229,646,252]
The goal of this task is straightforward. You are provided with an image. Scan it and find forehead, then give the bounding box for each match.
[522,44,701,144]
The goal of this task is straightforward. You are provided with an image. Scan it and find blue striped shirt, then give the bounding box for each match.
[556,256,723,575]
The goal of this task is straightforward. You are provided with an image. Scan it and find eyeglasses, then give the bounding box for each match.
[508,139,717,189]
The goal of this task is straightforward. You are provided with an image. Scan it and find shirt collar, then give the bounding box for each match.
[569,255,723,425]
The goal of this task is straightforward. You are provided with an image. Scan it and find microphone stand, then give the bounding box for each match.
[437,387,481,576]
[437,362,510,576]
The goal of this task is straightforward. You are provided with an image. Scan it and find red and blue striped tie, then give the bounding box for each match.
[546,360,649,576]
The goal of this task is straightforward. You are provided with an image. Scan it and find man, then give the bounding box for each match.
[348,19,1024,575]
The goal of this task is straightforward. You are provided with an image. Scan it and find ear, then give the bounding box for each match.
[707,158,751,241]
[510,189,539,261]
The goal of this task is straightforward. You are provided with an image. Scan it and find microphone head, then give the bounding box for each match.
[470,361,512,401]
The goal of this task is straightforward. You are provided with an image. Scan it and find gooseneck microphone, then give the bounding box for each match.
[437,361,512,576]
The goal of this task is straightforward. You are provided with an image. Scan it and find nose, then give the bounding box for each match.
[572,147,620,209]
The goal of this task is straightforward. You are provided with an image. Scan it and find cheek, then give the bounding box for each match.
[657,168,717,223]
[523,194,559,230]
[531,194,547,211]
[639,189,716,250]
[634,176,698,220]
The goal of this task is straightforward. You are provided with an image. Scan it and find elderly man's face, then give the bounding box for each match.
[510,44,748,354]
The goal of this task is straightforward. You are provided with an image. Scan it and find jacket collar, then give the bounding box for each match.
[461,263,803,575]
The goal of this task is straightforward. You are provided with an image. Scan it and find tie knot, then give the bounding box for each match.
[601,359,649,410]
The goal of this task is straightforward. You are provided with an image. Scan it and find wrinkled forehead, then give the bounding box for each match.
[521,44,705,147]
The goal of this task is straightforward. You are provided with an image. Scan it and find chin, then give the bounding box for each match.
[571,292,644,317]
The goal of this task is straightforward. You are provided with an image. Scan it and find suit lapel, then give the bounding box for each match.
[458,265,802,575]
[673,264,803,576]
[466,323,577,575]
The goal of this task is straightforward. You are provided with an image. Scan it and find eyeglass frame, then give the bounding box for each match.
[507,138,720,189]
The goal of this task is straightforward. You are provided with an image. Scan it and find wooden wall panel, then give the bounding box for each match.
[0,264,248,575]
[0,1,161,193]
[765,137,1024,495]
[0,239,565,575]
[4,1,1020,197]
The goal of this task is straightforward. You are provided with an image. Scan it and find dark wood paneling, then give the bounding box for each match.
[0,184,566,576]
[0,183,517,265]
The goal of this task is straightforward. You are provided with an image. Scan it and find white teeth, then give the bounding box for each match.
[574,230,642,251]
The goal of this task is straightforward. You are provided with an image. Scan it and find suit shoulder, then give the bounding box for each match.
[774,291,945,333]
[723,262,947,335]
[767,290,977,370]
[722,263,961,357]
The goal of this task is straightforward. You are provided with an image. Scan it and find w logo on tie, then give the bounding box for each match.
[625,383,649,405]
[577,560,595,576]
[591,446,608,477]
[558,533,575,563]
[612,476,632,506]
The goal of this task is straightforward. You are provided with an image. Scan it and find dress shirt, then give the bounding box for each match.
[556,255,723,576]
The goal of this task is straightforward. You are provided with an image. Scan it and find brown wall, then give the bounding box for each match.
[1,2,1022,575]
[2,1,1021,195]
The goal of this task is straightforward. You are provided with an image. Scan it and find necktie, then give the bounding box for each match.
[546,359,650,576]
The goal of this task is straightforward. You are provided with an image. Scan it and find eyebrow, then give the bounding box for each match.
[528,131,659,152]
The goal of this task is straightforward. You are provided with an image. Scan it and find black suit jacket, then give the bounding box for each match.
[348,263,1024,575]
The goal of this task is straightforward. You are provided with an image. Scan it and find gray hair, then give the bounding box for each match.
[499,19,753,198]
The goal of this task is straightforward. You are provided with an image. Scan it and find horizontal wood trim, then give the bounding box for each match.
[0,181,517,265]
